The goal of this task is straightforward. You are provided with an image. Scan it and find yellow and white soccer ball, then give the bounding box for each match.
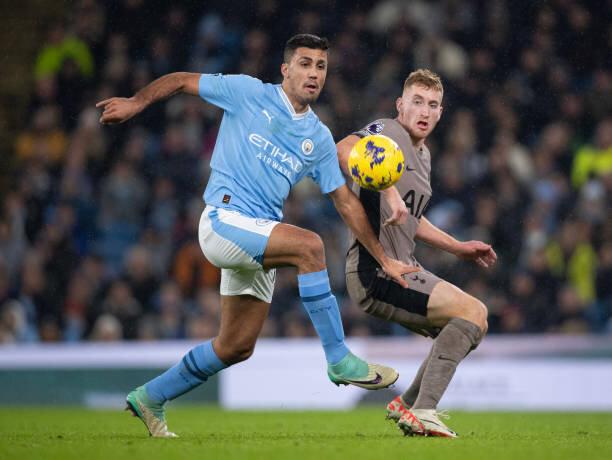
[348,134,405,191]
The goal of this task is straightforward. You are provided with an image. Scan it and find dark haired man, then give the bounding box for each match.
[337,69,497,437]
[98,34,416,437]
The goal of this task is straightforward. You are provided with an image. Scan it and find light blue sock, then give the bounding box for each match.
[298,269,350,365]
[145,340,227,404]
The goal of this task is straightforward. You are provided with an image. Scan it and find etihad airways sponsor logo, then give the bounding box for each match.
[248,133,303,173]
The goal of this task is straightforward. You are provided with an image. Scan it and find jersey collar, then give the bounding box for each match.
[276,85,311,120]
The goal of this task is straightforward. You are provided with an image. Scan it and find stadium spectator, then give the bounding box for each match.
[34,23,94,80]
[572,118,612,188]
[15,106,67,166]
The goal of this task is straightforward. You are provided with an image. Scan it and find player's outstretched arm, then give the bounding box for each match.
[416,217,497,267]
[336,135,407,226]
[329,184,419,288]
[96,72,201,124]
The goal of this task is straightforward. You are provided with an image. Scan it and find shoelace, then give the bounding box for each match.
[435,410,450,420]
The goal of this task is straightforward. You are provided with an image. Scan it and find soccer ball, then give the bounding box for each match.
[348,134,405,191]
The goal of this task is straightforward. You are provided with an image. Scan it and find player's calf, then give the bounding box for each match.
[213,295,270,365]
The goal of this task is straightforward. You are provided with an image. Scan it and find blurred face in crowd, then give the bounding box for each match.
[396,83,443,144]
[281,47,328,110]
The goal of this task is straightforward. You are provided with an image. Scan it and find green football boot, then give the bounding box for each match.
[327,351,399,390]
[125,386,178,438]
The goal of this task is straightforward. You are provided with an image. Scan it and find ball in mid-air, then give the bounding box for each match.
[348,134,404,191]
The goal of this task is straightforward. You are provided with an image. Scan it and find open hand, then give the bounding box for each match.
[381,257,420,288]
[455,241,497,268]
[96,97,143,124]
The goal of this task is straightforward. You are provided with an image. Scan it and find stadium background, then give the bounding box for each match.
[0,0,611,411]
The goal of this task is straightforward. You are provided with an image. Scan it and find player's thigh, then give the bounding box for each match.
[262,223,324,270]
[346,271,441,338]
[426,281,488,330]
[198,205,278,270]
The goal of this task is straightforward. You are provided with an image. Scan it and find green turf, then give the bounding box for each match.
[1,407,611,460]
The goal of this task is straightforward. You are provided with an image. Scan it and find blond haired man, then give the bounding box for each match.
[337,69,497,437]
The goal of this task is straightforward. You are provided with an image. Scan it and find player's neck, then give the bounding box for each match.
[280,83,309,114]
[412,137,426,149]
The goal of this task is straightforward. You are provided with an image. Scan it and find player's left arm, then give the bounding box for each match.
[336,135,408,226]
[415,217,497,268]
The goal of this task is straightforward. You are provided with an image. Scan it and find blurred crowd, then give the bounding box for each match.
[0,0,611,342]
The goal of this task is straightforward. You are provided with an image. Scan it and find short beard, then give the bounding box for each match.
[298,90,320,106]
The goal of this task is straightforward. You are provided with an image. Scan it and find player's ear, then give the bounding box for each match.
[281,62,289,79]
[396,97,403,114]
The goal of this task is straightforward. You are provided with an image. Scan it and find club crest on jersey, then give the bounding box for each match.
[302,139,314,155]
[366,122,384,134]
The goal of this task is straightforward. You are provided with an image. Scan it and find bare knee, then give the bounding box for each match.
[429,282,488,333]
[297,232,325,272]
[214,337,256,365]
[461,297,488,334]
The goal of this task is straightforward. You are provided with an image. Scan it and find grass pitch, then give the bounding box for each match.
[1,407,611,460]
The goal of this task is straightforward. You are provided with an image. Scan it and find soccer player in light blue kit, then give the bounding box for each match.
[97,34,416,437]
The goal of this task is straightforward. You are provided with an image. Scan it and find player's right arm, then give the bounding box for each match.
[336,134,360,177]
[336,134,408,226]
[96,72,201,124]
[329,184,419,288]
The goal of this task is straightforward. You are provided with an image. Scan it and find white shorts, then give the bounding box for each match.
[198,205,279,303]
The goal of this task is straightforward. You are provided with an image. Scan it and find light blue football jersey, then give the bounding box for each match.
[198,73,345,221]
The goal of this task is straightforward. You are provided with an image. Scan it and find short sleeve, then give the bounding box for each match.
[352,119,386,138]
[198,74,263,112]
[309,130,346,194]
